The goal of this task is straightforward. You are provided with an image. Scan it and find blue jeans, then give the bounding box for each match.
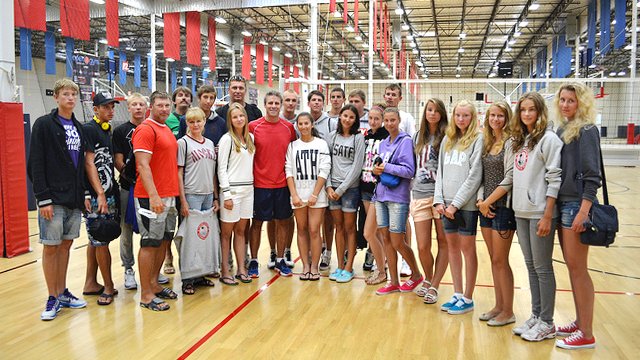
[329,187,360,213]
[558,201,581,229]
[38,205,82,245]
[185,193,214,211]
[375,201,409,233]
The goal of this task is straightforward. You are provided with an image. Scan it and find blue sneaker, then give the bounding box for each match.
[440,295,461,312]
[336,270,354,283]
[447,299,474,315]
[41,296,60,321]
[329,268,343,281]
[276,259,292,277]
[58,289,87,309]
[248,260,260,278]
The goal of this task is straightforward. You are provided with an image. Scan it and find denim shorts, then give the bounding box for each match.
[185,193,214,211]
[442,210,479,236]
[38,205,82,245]
[559,200,581,229]
[375,201,410,233]
[85,195,119,247]
[479,207,517,232]
[361,191,374,203]
[329,187,360,213]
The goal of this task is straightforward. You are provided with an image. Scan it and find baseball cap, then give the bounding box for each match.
[93,91,120,106]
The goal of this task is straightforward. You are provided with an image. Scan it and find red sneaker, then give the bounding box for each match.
[375,283,400,296]
[556,321,579,336]
[399,276,424,292]
[556,330,596,349]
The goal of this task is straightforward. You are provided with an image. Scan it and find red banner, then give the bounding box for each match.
[283,57,290,90]
[106,0,119,47]
[208,17,216,70]
[343,0,348,25]
[373,0,377,52]
[242,36,251,80]
[268,47,273,87]
[293,65,300,94]
[14,0,46,31]
[330,0,336,13]
[256,44,264,84]
[354,0,359,33]
[60,0,89,41]
[186,12,201,66]
[383,3,388,65]
[164,13,181,60]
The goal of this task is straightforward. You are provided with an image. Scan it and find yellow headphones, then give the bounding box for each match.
[93,116,111,131]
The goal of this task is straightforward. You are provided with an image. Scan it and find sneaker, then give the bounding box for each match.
[248,260,260,278]
[276,259,292,277]
[555,330,596,349]
[440,295,461,312]
[400,259,412,277]
[57,289,87,309]
[399,276,424,292]
[41,296,60,321]
[158,273,169,285]
[513,315,539,336]
[336,270,354,283]
[521,320,556,342]
[363,249,374,271]
[447,299,475,315]
[320,250,331,271]
[375,283,400,295]
[329,268,343,281]
[124,268,137,290]
[284,249,294,268]
[267,251,277,270]
[556,321,579,336]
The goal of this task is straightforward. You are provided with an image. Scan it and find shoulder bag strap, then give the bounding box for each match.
[576,130,608,205]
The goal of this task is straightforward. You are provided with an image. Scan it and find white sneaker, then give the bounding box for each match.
[41,296,60,321]
[521,320,556,342]
[319,250,331,271]
[400,259,412,277]
[513,315,539,335]
[124,268,137,290]
[158,273,169,284]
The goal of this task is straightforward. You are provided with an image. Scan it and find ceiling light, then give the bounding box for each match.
[362,43,369,48]
[505,46,512,52]
[578,46,585,51]
[509,38,516,45]
[456,66,462,70]
[489,72,496,77]
[424,31,436,37]
[183,66,192,71]
[241,30,252,37]
[326,50,333,56]
[285,52,293,58]
[214,16,227,24]
[455,74,461,78]
[225,48,233,53]
[203,56,209,61]
[412,49,418,54]
[360,76,366,80]
[155,21,164,27]
[520,20,529,27]
[99,39,108,44]
[529,3,540,10]
[514,31,521,37]
[416,61,424,66]
[612,20,617,25]
[609,71,617,76]
[259,40,268,46]
[458,47,465,53]
[334,11,341,18]
[90,0,105,4]
[166,58,175,62]
[355,35,362,41]
[589,64,597,68]
[402,24,410,31]
[346,25,355,32]
[459,33,466,39]
[119,37,129,42]
[625,44,633,50]
[395,8,404,15]
[295,63,303,68]
[272,46,281,52]
[619,70,627,76]
[410,42,417,48]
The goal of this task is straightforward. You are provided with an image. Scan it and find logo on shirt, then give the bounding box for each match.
[197,222,210,240]
[63,124,81,152]
[443,149,468,166]
[515,147,529,171]
[295,149,319,181]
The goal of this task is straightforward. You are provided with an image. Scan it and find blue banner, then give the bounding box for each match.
[119,51,127,86]
[147,55,153,90]
[557,34,572,78]
[614,0,626,49]
[19,28,32,71]
[171,63,177,92]
[107,51,115,81]
[45,30,56,75]
[182,68,187,87]
[600,0,611,55]
[65,38,74,77]
[192,69,197,94]
[134,54,141,88]
[588,0,596,52]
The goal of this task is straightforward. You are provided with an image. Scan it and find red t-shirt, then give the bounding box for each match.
[132,119,179,198]
[249,117,296,188]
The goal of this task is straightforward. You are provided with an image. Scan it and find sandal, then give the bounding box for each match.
[140,297,170,311]
[83,286,105,296]
[365,270,387,285]
[220,276,238,286]
[299,272,311,281]
[197,278,217,287]
[97,292,115,306]
[182,283,196,295]
[416,280,432,297]
[235,274,252,283]
[423,287,439,304]
[309,273,321,281]
[163,263,175,274]
[155,287,178,300]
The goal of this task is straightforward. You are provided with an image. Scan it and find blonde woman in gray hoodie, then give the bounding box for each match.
[434,100,484,315]
[506,92,562,342]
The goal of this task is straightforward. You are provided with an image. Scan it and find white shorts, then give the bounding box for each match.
[219,186,254,223]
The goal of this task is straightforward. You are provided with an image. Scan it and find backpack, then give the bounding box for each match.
[122,123,156,186]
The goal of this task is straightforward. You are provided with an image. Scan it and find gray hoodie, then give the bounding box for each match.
[314,112,338,141]
[434,133,484,211]
[326,131,366,196]
[499,125,562,219]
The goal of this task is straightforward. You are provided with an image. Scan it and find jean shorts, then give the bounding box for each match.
[442,210,479,236]
[375,201,410,233]
[559,200,581,229]
[329,187,360,213]
[185,193,214,211]
[38,205,82,245]
[361,191,374,203]
[479,207,517,232]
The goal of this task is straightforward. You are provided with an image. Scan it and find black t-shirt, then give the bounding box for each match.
[112,121,137,189]
[216,102,263,122]
[84,120,117,197]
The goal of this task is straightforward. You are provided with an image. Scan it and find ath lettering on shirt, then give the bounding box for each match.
[295,149,320,181]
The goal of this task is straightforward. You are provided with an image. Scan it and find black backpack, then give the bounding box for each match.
[122,123,156,186]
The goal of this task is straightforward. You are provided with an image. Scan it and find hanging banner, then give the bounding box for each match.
[60,0,90,41]
[587,0,596,52]
[171,63,177,92]
[19,28,32,71]
[343,0,348,25]
[14,0,46,31]
[65,38,74,77]
[45,30,56,75]
[164,13,181,60]
[614,0,626,49]
[354,0,359,33]
[192,69,197,94]
[106,0,119,47]
[256,44,265,85]
[70,53,100,102]
[242,36,251,80]
[134,54,141,88]
[186,12,201,66]
[268,47,273,87]
[330,0,336,13]
[283,56,290,90]
[182,68,187,86]
[208,17,217,71]
[600,0,611,55]
[107,50,115,81]
[373,0,377,52]
[147,54,153,89]
[119,51,127,86]
[293,66,300,94]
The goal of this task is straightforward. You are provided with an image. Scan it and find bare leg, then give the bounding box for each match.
[250,220,264,259]
[267,221,276,253]
[390,230,422,283]
[491,229,515,322]
[323,211,335,251]
[431,219,449,289]
[481,226,501,316]
[343,211,358,273]
[95,246,115,294]
[331,210,345,271]
[460,234,478,299]
[363,202,386,280]
[285,216,295,251]
[275,219,288,258]
[379,227,399,285]
[234,219,249,275]
[42,245,59,297]
[308,208,325,273]
[83,245,103,293]
[56,240,73,295]
[415,219,434,282]
[294,207,311,273]
[561,228,595,339]
[220,221,234,278]
[447,232,464,294]
[138,246,157,304]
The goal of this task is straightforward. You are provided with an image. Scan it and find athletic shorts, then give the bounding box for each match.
[253,187,293,221]
[135,197,177,247]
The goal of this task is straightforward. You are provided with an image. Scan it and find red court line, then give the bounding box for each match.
[178,257,301,359]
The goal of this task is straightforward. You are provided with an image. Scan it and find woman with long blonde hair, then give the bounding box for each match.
[433,100,484,314]
[553,83,601,350]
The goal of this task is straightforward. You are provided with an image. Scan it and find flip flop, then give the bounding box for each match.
[220,276,238,286]
[299,272,311,281]
[309,273,321,281]
[83,286,105,296]
[235,274,252,283]
[155,287,178,300]
[140,297,170,311]
[182,283,196,295]
[97,293,115,306]
[196,278,217,287]
[163,263,175,275]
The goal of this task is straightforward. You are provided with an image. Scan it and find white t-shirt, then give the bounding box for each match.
[399,110,416,136]
[177,135,216,195]
[285,137,332,208]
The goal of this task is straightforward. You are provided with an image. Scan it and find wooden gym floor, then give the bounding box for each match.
[1,166,639,360]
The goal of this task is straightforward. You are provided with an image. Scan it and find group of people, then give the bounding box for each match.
[29,76,600,350]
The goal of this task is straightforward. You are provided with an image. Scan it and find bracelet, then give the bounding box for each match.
[310,194,318,199]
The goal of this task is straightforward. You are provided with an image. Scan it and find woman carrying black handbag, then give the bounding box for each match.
[554,83,601,350]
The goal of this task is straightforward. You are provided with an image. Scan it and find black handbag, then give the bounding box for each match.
[577,139,618,247]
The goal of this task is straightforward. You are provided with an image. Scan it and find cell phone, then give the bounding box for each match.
[138,208,157,219]
[373,156,383,166]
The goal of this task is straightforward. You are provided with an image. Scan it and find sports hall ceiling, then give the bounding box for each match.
[19,0,638,81]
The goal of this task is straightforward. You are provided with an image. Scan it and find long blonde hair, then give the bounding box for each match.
[482,101,512,155]
[444,100,480,152]
[554,82,596,144]
[226,103,255,153]
[416,98,448,155]
[511,92,549,153]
